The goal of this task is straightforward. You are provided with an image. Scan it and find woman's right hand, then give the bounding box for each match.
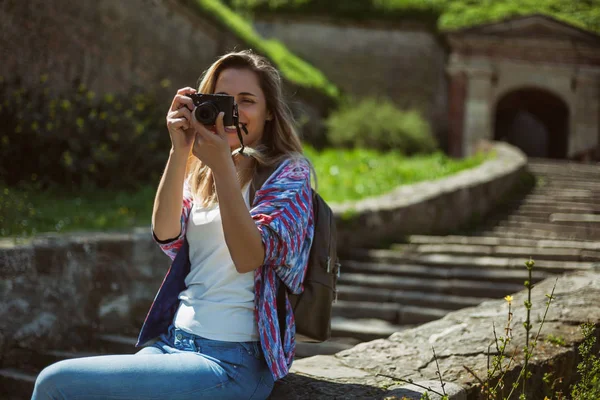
[166,87,197,152]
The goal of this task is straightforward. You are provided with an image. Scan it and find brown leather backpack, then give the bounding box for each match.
[249,161,340,343]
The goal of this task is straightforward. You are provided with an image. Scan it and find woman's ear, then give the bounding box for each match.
[266,110,273,121]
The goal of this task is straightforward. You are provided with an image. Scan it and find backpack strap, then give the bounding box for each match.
[276,279,287,345]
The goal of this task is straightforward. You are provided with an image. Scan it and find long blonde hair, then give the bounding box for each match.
[187,50,305,207]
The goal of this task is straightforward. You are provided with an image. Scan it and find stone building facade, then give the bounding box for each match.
[254,13,600,160]
[252,16,449,145]
[446,15,600,159]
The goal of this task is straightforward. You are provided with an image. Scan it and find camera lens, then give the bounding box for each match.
[195,102,219,125]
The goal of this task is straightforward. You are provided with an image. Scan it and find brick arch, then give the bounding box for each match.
[493,86,570,158]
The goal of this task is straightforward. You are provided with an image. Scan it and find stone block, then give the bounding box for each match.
[0,246,34,279]
[33,243,68,276]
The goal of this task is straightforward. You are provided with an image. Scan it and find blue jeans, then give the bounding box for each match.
[31,325,275,399]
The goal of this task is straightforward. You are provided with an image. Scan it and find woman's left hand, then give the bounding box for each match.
[191,112,233,173]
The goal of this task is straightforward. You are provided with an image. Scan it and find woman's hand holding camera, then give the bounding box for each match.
[191,111,233,174]
[166,88,233,174]
[166,87,197,152]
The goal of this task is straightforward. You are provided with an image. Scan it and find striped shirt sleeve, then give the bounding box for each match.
[151,178,193,260]
[251,158,313,293]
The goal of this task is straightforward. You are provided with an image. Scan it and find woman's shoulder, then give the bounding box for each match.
[270,154,311,184]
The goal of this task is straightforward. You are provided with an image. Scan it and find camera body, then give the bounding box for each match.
[186,93,237,126]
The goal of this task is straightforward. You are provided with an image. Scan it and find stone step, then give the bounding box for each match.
[538,179,600,189]
[514,203,600,214]
[338,272,524,299]
[337,284,489,310]
[533,180,600,189]
[550,213,600,223]
[343,249,596,274]
[295,336,361,358]
[517,191,600,202]
[529,193,600,202]
[0,368,36,400]
[528,170,600,180]
[485,226,591,241]
[513,210,600,222]
[509,209,553,218]
[503,214,600,227]
[495,220,600,238]
[521,194,600,206]
[340,259,553,284]
[528,160,600,175]
[510,199,600,212]
[532,184,600,193]
[402,243,595,262]
[331,317,410,342]
[332,300,448,325]
[407,235,600,251]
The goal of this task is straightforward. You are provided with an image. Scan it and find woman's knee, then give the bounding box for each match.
[32,360,74,399]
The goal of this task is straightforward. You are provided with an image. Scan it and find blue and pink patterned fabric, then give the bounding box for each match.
[136,158,315,381]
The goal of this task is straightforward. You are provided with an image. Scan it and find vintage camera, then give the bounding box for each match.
[186,93,237,126]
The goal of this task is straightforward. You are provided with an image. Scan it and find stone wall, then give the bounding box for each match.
[252,16,449,142]
[0,230,167,361]
[0,0,225,96]
[0,0,329,139]
[333,142,527,249]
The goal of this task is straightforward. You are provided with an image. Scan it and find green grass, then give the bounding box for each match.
[305,146,489,203]
[186,0,339,100]
[1,148,490,239]
[0,185,156,239]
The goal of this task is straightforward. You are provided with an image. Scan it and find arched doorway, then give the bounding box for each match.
[494,88,569,158]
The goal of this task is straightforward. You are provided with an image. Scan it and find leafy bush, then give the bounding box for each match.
[0,75,171,191]
[325,97,437,155]
[571,322,600,400]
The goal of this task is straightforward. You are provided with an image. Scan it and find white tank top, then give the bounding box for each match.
[173,184,259,341]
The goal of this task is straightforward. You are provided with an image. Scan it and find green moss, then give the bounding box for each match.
[185,0,339,100]
[545,334,567,347]
[226,0,442,26]
[226,0,600,34]
[439,0,600,34]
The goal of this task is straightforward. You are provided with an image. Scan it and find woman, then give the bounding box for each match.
[32,50,315,400]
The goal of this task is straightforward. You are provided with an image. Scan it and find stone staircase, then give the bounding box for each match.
[2,159,600,399]
[301,159,600,356]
